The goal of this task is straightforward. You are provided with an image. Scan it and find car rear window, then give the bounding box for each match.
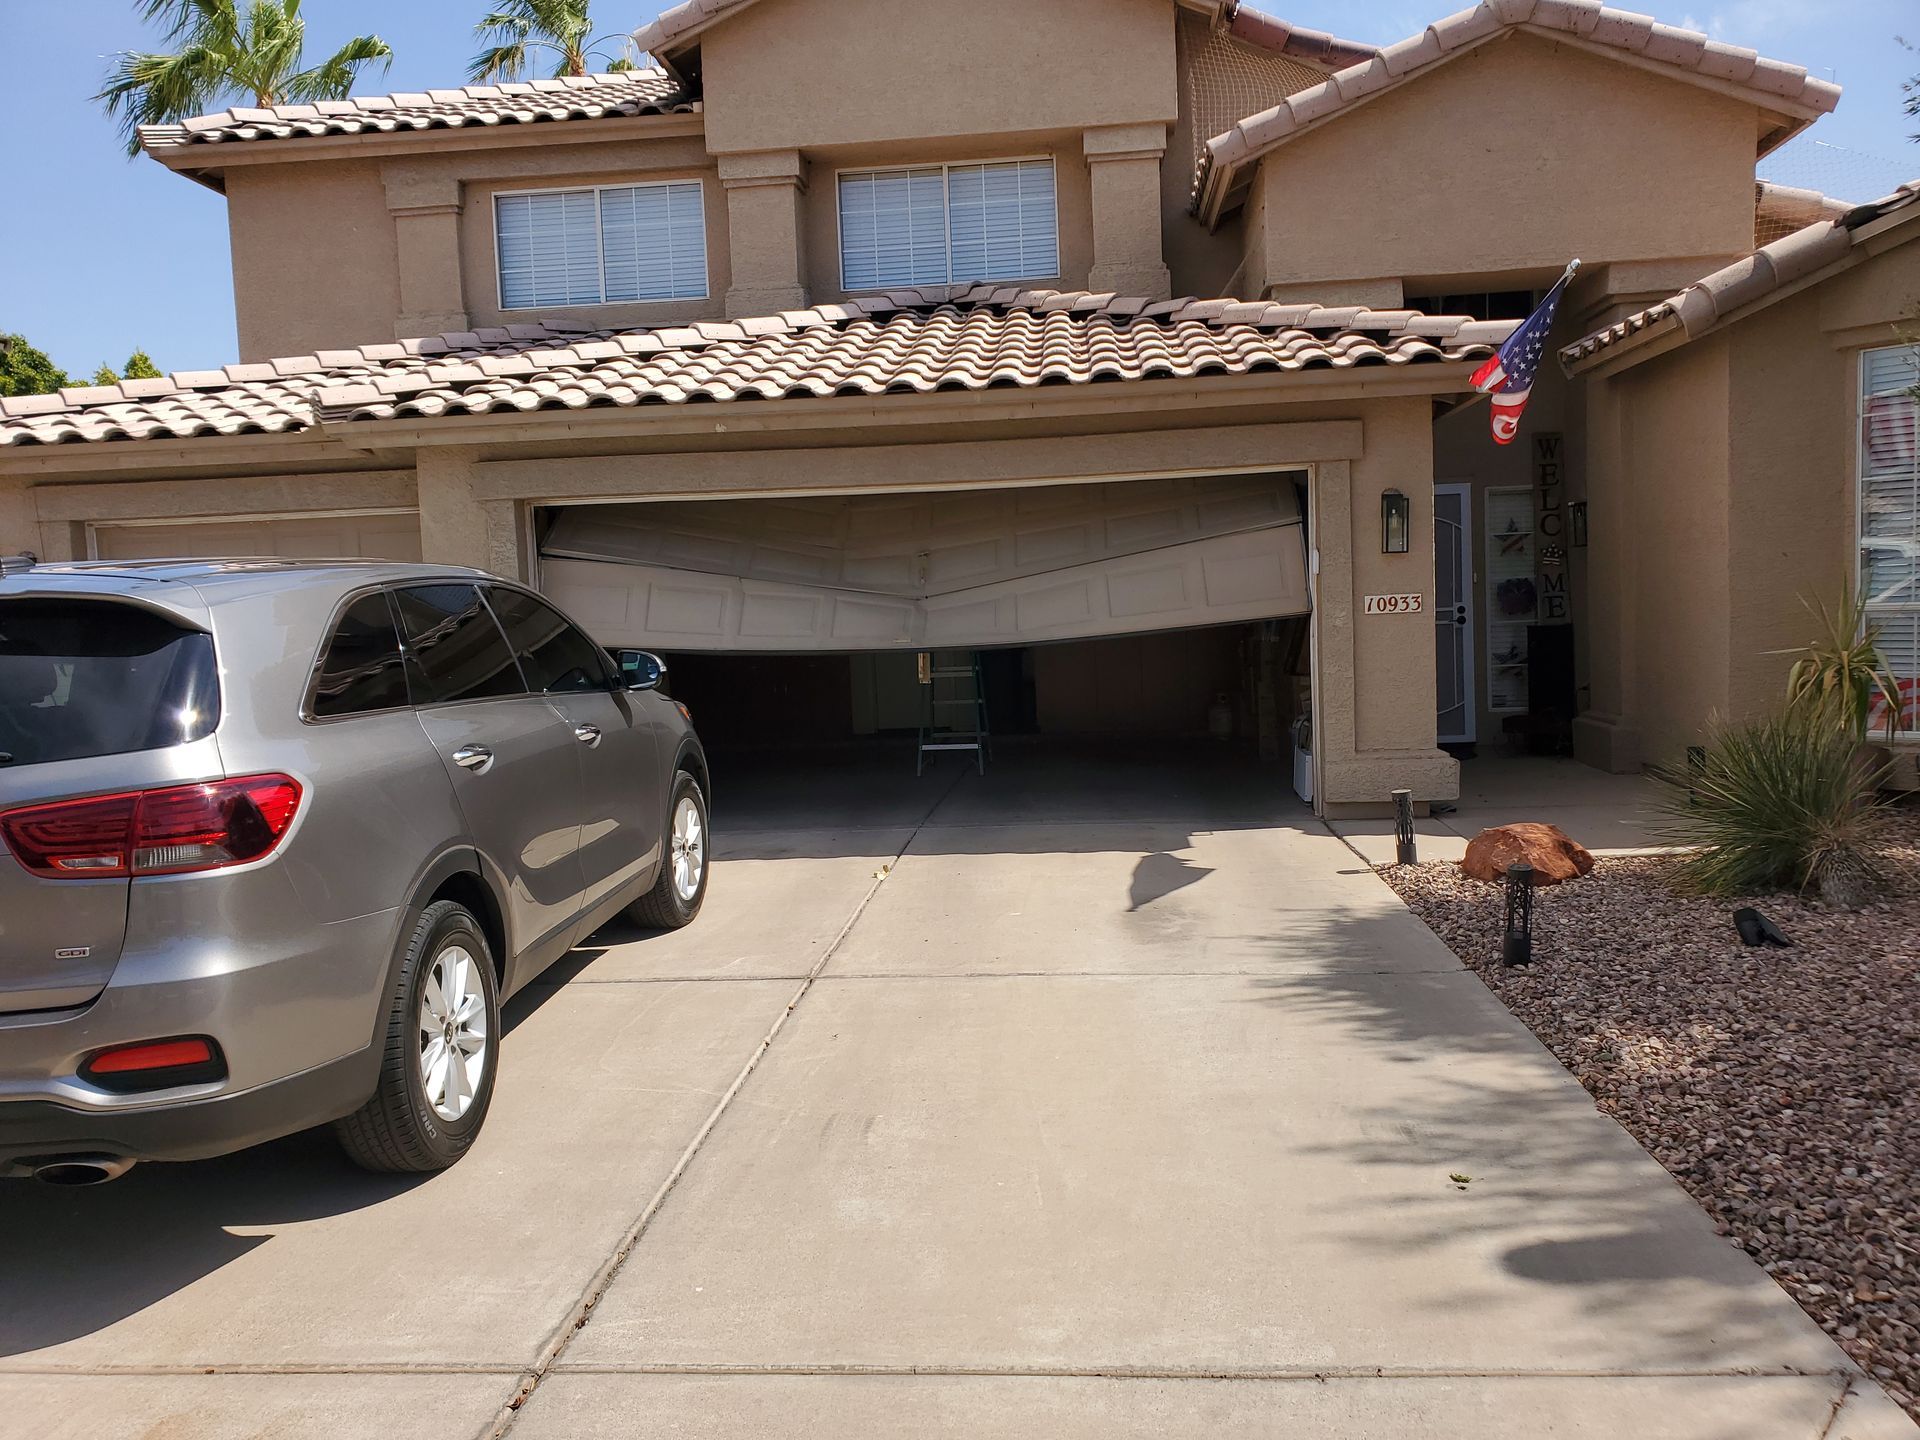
[392,584,527,705]
[0,599,219,767]
[311,591,412,718]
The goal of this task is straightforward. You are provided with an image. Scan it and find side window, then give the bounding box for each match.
[486,588,615,694]
[392,584,526,705]
[311,592,410,719]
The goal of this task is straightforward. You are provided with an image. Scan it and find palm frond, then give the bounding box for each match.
[95,45,225,154]
[287,34,393,103]
[470,0,592,81]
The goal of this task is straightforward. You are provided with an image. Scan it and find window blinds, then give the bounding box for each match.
[495,182,707,310]
[1862,345,1920,726]
[838,160,1058,291]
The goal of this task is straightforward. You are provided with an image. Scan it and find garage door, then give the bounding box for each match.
[93,512,421,562]
[540,474,1309,652]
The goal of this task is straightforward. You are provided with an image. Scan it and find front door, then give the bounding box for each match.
[1434,484,1476,745]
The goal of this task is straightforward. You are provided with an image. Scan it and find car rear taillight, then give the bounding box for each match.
[0,775,303,880]
[81,1036,226,1092]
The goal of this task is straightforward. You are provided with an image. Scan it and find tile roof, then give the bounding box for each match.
[1226,6,1379,70]
[1561,181,1920,372]
[1193,0,1843,222]
[138,70,692,151]
[0,288,1517,449]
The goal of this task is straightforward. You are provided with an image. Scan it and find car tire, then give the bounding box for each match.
[335,899,501,1174]
[627,771,709,931]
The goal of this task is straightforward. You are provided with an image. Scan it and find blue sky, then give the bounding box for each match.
[0,1,1914,379]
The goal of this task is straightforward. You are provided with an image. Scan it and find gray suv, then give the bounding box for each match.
[0,560,708,1183]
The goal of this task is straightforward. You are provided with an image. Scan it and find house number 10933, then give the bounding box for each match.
[1363,594,1425,615]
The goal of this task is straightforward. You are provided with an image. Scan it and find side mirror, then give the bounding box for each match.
[613,649,667,692]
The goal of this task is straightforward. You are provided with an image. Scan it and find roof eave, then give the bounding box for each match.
[138,109,704,177]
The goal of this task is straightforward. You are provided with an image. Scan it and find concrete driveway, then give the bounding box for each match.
[1,744,1908,1439]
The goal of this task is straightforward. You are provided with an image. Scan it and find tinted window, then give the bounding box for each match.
[0,599,219,766]
[487,589,613,694]
[311,592,411,718]
[392,585,526,705]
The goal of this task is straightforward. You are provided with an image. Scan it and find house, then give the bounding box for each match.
[2,0,1914,810]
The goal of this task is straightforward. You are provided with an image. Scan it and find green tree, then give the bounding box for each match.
[0,334,70,400]
[470,0,637,84]
[123,349,164,380]
[92,364,121,386]
[97,0,392,157]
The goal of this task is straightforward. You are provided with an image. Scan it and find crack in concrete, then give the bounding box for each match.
[477,765,972,1440]
[540,1362,1854,1382]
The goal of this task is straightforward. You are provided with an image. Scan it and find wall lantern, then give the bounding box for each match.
[1381,490,1412,554]
[1569,501,1589,548]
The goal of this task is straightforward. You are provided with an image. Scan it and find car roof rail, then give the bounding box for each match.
[0,554,36,577]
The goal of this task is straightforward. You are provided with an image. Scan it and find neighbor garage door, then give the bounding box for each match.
[92,512,421,562]
[539,473,1309,651]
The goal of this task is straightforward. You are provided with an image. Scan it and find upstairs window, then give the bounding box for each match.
[838,159,1058,291]
[1862,345,1920,732]
[495,181,708,310]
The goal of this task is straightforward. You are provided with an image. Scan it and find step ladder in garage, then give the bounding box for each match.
[916,650,990,776]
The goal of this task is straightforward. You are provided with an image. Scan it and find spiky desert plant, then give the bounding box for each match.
[1653,705,1894,908]
[1779,588,1903,742]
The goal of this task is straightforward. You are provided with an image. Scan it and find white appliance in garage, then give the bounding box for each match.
[537,473,1311,653]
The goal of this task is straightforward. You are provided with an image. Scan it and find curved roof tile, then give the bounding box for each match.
[0,286,1514,448]
[139,70,692,151]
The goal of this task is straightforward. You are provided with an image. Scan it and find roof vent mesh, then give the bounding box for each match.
[1178,11,1327,175]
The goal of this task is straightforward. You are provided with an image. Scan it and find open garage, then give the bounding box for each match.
[535,472,1314,764]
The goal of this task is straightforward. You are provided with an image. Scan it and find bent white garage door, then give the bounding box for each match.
[92,512,421,562]
[539,473,1310,652]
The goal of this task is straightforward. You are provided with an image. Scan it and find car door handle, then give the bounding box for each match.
[573,724,602,748]
[451,744,494,773]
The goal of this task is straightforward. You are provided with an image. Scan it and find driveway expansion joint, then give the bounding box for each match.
[478,764,971,1440]
[536,1362,1856,1383]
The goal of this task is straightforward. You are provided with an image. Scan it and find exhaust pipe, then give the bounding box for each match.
[32,1155,136,1186]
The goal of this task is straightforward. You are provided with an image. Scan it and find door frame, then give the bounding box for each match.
[1433,482,1476,745]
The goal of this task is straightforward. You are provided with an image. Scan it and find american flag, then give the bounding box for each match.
[1471,260,1579,445]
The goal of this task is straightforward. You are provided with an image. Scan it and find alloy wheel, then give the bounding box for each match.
[671,795,706,902]
[417,943,488,1122]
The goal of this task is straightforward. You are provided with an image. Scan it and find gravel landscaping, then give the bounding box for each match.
[1384,803,1920,1420]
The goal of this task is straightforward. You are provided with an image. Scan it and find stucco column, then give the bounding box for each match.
[0,476,35,558]
[384,166,470,340]
[1083,124,1171,301]
[719,150,808,318]
[1314,401,1459,815]
[1569,377,1643,772]
[417,449,526,579]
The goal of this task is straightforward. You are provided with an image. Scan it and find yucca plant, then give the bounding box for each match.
[1653,705,1894,908]
[1778,588,1903,743]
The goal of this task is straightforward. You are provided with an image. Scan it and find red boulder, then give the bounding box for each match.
[1461,823,1594,886]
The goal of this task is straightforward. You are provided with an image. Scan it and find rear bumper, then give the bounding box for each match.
[0,1042,379,1175]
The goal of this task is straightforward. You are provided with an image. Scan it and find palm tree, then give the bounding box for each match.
[97,0,391,157]
[470,0,637,84]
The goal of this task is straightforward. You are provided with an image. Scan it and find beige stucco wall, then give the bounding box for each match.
[1575,232,1920,786]
[227,159,401,361]
[698,0,1177,155]
[1313,398,1457,810]
[1249,33,1760,298]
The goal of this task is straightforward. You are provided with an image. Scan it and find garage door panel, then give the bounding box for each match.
[540,474,1304,603]
[543,520,1308,652]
